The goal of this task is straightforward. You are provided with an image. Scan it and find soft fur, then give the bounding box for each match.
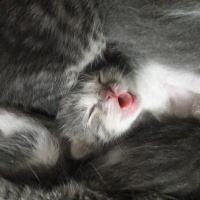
[0,109,200,199]
[58,50,200,159]
[0,0,105,115]
[0,1,200,200]
[82,117,200,200]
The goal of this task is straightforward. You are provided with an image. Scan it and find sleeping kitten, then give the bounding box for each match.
[58,49,200,159]
[0,0,105,116]
[1,0,200,134]
[57,0,200,158]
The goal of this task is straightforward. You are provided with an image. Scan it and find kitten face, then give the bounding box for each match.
[58,59,200,159]
[57,66,141,159]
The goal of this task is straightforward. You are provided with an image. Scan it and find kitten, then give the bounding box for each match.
[0,0,105,116]
[58,49,200,159]
[57,0,200,158]
[0,1,200,199]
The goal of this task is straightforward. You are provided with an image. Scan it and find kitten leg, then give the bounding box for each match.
[0,107,59,175]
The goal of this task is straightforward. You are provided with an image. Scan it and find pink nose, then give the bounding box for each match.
[118,93,133,108]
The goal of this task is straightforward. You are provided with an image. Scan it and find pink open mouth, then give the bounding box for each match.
[106,92,139,121]
[118,93,138,120]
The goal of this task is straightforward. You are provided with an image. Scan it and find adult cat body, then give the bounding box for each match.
[103,0,200,70]
[1,0,200,117]
[0,0,105,115]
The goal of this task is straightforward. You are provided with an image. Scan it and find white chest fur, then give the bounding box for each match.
[133,61,200,118]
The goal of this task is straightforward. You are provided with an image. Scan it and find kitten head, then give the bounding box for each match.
[58,65,141,159]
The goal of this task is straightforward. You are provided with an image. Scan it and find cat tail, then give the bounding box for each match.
[0,106,60,177]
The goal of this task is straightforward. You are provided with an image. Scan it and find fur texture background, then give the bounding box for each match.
[0,1,200,200]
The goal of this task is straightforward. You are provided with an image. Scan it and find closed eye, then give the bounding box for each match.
[88,105,96,119]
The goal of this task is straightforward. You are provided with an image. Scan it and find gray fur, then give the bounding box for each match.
[0,1,200,200]
[103,0,200,70]
[0,0,105,115]
[0,177,113,200]
[81,117,200,200]
[0,107,59,176]
[1,0,200,115]
[0,111,199,199]
[58,0,200,158]
[58,56,200,159]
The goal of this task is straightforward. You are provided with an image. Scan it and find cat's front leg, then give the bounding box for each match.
[0,107,60,176]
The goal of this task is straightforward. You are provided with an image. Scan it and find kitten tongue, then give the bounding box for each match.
[118,93,133,108]
[107,92,138,120]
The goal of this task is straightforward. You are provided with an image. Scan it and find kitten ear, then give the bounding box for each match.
[71,140,94,159]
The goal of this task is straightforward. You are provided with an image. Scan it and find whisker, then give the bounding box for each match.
[27,164,41,183]
[88,162,106,184]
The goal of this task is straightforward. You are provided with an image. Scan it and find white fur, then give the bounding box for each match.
[0,109,59,166]
[31,133,59,166]
[102,103,142,139]
[134,61,200,117]
[134,62,170,113]
[0,110,33,136]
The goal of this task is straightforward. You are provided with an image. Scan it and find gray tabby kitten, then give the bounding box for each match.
[58,0,200,158]
[58,50,200,159]
[0,0,105,115]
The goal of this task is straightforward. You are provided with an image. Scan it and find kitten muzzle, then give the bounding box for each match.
[104,91,139,120]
